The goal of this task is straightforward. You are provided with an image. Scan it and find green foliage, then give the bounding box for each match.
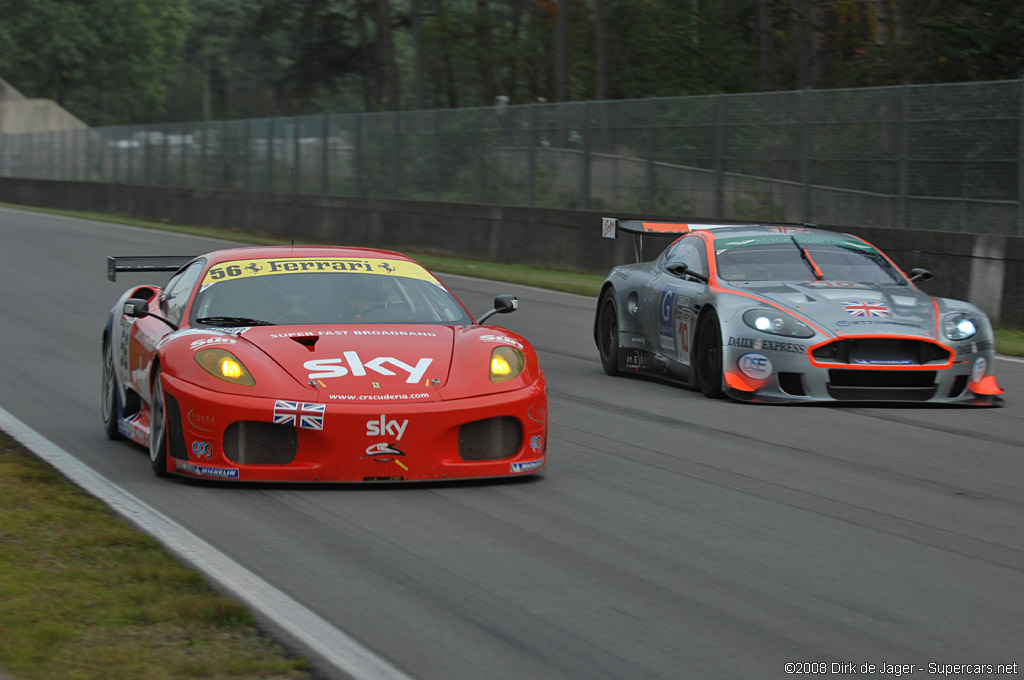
[0,0,191,125]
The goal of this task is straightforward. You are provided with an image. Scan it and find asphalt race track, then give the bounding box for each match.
[1,206,1022,679]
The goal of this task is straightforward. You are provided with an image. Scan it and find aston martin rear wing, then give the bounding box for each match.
[601,217,816,262]
[107,255,197,281]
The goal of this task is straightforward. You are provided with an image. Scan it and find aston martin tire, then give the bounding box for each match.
[696,312,725,399]
[149,366,170,477]
[101,336,121,440]
[597,290,621,376]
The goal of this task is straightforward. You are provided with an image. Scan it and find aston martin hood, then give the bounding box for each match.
[737,281,938,337]
[240,325,453,401]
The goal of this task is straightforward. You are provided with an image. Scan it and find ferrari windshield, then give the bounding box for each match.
[190,257,474,326]
[714,238,905,284]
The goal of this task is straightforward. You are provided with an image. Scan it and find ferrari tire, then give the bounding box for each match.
[696,312,725,399]
[101,335,121,440]
[597,290,621,376]
[149,366,170,477]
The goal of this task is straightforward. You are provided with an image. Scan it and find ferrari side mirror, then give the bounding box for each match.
[477,294,518,325]
[123,298,150,318]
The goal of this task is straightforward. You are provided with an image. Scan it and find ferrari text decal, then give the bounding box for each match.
[305,353,433,384]
[200,257,438,288]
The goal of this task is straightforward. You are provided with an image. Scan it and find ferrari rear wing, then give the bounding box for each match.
[107,255,196,281]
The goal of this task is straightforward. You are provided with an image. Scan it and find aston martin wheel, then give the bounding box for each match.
[597,290,621,376]
[696,312,725,399]
[101,336,121,440]
[149,366,170,477]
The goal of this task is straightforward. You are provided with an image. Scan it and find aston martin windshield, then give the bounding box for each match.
[191,257,474,326]
[714,237,904,284]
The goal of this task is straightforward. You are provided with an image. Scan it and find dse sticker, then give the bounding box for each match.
[737,353,772,380]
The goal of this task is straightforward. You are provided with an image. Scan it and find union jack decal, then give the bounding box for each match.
[843,300,889,317]
[273,400,325,430]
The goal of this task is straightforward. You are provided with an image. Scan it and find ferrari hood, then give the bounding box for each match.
[733,281,938,337]
[240,325,453,401]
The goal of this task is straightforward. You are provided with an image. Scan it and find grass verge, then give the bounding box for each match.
[0,431,312,680]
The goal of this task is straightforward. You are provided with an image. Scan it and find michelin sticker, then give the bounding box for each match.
[511,459,544,473]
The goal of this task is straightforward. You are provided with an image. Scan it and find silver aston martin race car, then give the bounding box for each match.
[594,218,1004,405]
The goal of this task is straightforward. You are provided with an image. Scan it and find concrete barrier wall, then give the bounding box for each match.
[1,177,1020,326]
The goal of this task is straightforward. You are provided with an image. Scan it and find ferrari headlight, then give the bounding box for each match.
[194,348,255,385]
[943,313,978,340]
[742,309,815,338]
[490,346,525,382]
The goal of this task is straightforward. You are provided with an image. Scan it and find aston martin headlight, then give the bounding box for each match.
[943,313,978,340]
[742,309,815,338]
[194,348,256,385]
[490,346,525,382]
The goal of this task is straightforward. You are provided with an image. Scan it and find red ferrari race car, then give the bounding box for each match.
[101,246,547,482]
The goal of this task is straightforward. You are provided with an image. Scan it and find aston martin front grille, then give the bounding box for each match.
[826,370,937,401]
[458,417,522,461]
[812,338,950,366]
[223,421,298,464]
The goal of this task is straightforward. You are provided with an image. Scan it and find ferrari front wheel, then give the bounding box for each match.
[149,366,170,477]
[101,336,121,440]
[696,312,725,399]
[597,290,621,376]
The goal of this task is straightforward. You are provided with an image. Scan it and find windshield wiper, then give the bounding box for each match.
[196,316,276,326]
[791,236,824,280]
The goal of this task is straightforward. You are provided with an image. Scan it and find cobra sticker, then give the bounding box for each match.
[200,257,439,289]
[659,285,677,351]
[737,353,773,380]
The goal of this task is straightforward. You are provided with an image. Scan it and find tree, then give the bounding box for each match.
[0,0,190,124]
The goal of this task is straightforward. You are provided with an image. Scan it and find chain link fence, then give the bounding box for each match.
[2,80,1022,235]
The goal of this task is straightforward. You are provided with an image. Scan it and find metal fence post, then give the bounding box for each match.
[355,113,364,197]
[266,117,275,192]
[646,98,656,213]
[1018,76,1024,236]
[293,115,301,193]
[527,106,537,207]
[242,119,250,191]
[475,108,484,202]
[321,112,329,195]
[714,94,725,218]
[392,111,401,198]
[898,84,911,229]
[799,89,811,223]
[581,101,591,210]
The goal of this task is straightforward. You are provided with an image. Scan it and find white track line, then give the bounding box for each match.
[0,406,413,680]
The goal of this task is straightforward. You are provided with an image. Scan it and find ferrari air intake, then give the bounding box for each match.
[458,417,522,461]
